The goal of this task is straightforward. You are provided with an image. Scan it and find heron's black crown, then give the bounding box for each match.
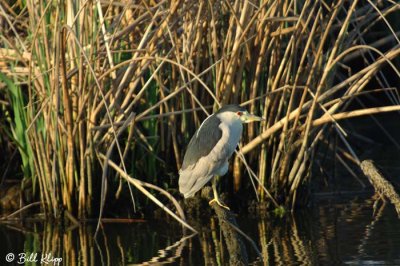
[215,104,246,114]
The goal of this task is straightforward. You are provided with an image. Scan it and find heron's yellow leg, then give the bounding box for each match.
[209,176,230,210]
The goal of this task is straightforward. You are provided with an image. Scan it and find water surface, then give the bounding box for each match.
[1,196,399,265]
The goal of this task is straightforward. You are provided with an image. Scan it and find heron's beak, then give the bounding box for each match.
[242,113,266,123]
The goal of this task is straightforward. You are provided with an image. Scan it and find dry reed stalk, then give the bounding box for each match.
[98,153,197,233]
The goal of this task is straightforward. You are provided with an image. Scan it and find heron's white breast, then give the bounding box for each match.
[213,112,243,161]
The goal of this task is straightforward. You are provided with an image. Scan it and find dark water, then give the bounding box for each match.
[1,197,399,265]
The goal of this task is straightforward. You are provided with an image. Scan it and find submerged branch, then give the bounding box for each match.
[200,186,262,264]
[0,202,41,220]
[360,160,400,217]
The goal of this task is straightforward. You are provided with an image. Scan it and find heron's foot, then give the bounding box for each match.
[209,198,230,210]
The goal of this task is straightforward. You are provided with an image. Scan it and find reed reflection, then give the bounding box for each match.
[1,198,400,265]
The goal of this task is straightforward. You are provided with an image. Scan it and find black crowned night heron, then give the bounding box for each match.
[178,104,264,209]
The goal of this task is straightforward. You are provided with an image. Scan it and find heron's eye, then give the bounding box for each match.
[236,111,242,116]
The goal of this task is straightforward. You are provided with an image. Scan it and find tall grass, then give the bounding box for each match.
[1,0,399,220]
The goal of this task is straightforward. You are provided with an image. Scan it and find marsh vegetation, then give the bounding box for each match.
[1,0,400,263]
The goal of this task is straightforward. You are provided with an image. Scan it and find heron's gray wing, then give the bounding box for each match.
[181,114,222,171]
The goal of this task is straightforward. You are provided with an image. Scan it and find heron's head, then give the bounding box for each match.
[216,104,265,124]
